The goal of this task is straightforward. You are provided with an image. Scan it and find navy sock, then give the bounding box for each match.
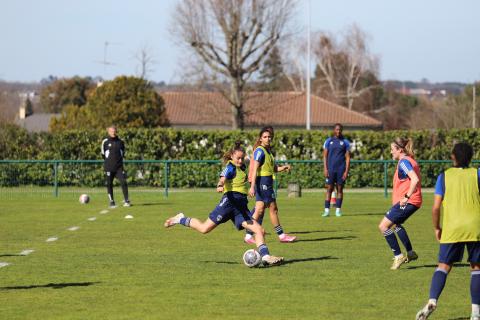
[471,271,480,304]
[274,225,284,236]
[429,268,448,300]
[394,225,413,252]
[335,198,343,208]
[258,244,269,257]
[179,217,191,227]
[383,229,401,256]
[324,200,330,209]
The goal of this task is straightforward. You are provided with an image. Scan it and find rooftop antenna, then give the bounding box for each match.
[94,41,121,79]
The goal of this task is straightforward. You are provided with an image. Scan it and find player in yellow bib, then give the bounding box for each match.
[416,143,480,320]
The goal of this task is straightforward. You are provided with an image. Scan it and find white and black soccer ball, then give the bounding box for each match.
[243,249,261,268]
[79,194,90,204]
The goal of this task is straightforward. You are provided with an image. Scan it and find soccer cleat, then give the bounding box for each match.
[471,314,480,320]
[244,235,256,245]
[261,255,284,266]
[279,234,297,243]
[390,255,408,270]
[335,210,342,217]
[123,201,131,207]
[407,250,419,263]
[322,211,330,217]
[109,201,117,209]
[415,302,437,320]
[164,212,185,228]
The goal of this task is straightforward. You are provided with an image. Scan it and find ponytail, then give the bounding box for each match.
[393,137,415,158]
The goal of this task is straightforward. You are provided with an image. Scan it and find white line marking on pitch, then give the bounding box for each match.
[0,262,10,268]
[46,237,58,242]
[100,210,109,214]
[68,226,80,231]
[19,249,34,256]
[87,217,97,221]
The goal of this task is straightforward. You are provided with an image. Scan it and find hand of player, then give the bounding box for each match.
[283,165,291,172]
[216,186,224,193]
[434,227,442,241]
[342,171,348,180]
[399,197,408,207]
[249,186,255,198]
[324,169,329,178]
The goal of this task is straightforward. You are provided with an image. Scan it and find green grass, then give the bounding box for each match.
[0,190,474,319]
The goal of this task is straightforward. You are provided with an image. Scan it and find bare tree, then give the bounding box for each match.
[134,44,156,80]
[172,0,297,129]
[313,24,379,110]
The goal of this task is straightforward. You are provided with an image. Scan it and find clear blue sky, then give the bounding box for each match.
[1,0,479,83]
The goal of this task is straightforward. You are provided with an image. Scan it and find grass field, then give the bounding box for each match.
[0,190,474,320]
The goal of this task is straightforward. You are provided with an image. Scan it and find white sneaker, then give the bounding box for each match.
[471,314,480,320]
[261,255,284,266]
[123,201,131,207]
[415,302,437,320]
[390,254,408,270]
[164,212,185,228]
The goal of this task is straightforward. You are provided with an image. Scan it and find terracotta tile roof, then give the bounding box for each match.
[161,91,382,129]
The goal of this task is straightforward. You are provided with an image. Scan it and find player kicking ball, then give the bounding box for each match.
[164,142,283,267]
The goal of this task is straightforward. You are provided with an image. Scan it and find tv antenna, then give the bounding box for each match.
[94,41,121,79]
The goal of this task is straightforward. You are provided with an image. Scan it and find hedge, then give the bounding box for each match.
[1,126,480,188]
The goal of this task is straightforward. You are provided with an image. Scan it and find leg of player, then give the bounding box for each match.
[335,184,344,217]
[244,201,266,244]
[323,184,334,217]
[378,217,406,270]
[470,263,480,320]
[416,263,452,320]
[394,224,417,262]
[243,220,283,266]
[117,170,131,207]
[164,213,217,234]
[268,201,296,243]
[106,172,116,208]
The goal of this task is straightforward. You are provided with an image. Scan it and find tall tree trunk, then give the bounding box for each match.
[230,82,244,130]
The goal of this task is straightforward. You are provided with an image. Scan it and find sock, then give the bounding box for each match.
[471,271,480,305]
[383,229,401,256]
[429,268,448,300]
[258,244,269,257]
[274,225,284,236]
[335,198,343,208]
[179,217,191,227]
[394,225,413,252]
[324,200,330,209]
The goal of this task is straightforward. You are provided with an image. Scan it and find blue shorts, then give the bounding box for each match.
[385,203,419,225]
[326,169,345,185]
[438,242,480,264]
[208,192,251,230]
[255,176,276,204]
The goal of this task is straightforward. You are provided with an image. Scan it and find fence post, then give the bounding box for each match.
[383,161,388,198]
[54,161,59,197]
[164,161,170,198]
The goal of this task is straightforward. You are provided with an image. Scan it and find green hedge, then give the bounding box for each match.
[1,126,480,188]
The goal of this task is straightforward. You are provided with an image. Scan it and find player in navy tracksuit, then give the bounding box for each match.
[322,123,350,217]
[101,125,130,208]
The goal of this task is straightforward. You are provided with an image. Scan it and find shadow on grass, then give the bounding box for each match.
[449,317,470,320]
[289,230,352,234]
[202,261,241,265]
[135,202,167,207]
[348,212,386,217]
[296,236,357,242]
[0,254,23,257]
[282,256,338,266]
[0,282,100,290]
[406,263,470,270]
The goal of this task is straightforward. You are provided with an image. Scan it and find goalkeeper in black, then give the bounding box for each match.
[101,125,131,208]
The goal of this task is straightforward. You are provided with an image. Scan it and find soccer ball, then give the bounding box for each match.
[242,249,261,268]
[79,194,90,204]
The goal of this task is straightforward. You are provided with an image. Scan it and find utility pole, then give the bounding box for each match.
[306,0,311,130]
[473,83,477,128]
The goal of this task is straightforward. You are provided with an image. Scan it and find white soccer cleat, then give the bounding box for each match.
[164,212,185,228]
[261,255,284,266]
[390,254,408,270]
[123,201,131,207]
[415,302,436,320]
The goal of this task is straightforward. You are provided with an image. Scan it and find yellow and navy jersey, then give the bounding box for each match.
[435,167,480,243]
[221,161,248,194]
[253,146,275,177]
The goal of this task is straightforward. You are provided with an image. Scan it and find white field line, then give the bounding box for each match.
[87,217,97,221]
[19,249,34,256]
[68,226,80,231]
[46,237,58,242]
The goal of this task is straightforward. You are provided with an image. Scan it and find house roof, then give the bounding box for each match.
[160,91,382,129]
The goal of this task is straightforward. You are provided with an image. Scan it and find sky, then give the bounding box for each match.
[1,0,479,84]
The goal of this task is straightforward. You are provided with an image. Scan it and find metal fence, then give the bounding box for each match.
[0,159,478,198]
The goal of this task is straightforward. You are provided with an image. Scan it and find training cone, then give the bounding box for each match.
[330,191,337,207]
